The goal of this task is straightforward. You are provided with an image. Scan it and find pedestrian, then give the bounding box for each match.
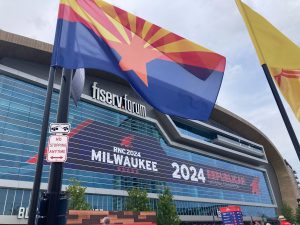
[102,216,110,225]
[278,215,292,225]
[254,221,260,225]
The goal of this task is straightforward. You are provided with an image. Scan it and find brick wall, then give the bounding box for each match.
[67,210,157,225]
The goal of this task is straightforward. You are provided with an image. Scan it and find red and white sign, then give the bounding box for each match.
[46,135,68,163]
[219,206,242,213]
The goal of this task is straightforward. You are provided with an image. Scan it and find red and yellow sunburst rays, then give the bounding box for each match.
[60,0,225,86]
[273,69,300,87]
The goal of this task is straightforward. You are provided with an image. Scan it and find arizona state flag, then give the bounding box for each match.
[51,0,226,121]
[236,0,300,121]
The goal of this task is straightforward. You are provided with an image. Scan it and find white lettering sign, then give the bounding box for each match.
[47,135,68,163]
[92,82,147,117]
[91,149,158,172]
[18,207,29,219]
[171,162,206,183]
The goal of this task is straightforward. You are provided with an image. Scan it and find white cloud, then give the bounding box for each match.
[0,0,59,43]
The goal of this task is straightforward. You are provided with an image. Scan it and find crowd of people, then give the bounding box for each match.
[253,215,292,225]
[100,215,292,225]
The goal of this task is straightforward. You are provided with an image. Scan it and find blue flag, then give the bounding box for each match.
[51,0,226,120]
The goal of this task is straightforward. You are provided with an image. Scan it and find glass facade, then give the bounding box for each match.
[0,187,276,218]
[0,188,31,216]
[174,120,264,153]
[0,74,276,217]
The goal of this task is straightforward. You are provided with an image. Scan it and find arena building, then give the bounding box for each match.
[0,30,299,225]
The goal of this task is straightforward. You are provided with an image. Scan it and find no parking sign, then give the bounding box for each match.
[46,135,68,163]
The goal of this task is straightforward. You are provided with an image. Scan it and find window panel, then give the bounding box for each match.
[12,189,23,215]
[0,188,7,215]
[3,189,15,215]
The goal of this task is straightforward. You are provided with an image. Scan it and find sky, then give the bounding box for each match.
[0,0,300,174]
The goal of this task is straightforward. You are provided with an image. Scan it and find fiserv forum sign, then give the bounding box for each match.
[92,82,146,117]
[65,120,261,194]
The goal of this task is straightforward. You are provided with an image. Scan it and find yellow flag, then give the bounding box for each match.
[236,0,300,121]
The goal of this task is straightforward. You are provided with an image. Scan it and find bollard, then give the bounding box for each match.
[57,194,68,225]
[36,193,49,225]
[35,192,68,225]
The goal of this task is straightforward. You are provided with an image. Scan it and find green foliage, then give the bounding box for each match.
[125,188,150,212]
[66,178,91,210]
[281,203,295,224]
[295,206,300,224]
[157,187,180,225]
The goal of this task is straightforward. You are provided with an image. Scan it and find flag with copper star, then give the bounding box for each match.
[52,0,226,121]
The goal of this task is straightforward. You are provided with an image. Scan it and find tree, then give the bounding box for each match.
[157,187,180,225]
[281,203,295,224]
[295,207,300,224]
[66,178,91,210]
[125,188,150,211]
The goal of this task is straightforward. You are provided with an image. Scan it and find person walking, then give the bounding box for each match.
[278,215,292,225]
[102,216,110,225]
[254,221,261,225]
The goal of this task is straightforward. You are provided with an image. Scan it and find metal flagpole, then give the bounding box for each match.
[27,67,56,225]
[262,64,300,161]
[46,69,73,225]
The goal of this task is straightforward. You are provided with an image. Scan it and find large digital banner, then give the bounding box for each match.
[65,120,261,194]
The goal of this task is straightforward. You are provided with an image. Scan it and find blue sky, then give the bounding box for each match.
[0,0,300,174]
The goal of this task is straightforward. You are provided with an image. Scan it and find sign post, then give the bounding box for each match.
[43,69,72,225]
[27,67,56,225]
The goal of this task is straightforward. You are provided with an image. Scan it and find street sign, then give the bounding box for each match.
[46,135,68,163]
[49,123,71,134]
[220,206,244,225]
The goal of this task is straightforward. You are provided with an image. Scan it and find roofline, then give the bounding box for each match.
[0,29,52,53]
